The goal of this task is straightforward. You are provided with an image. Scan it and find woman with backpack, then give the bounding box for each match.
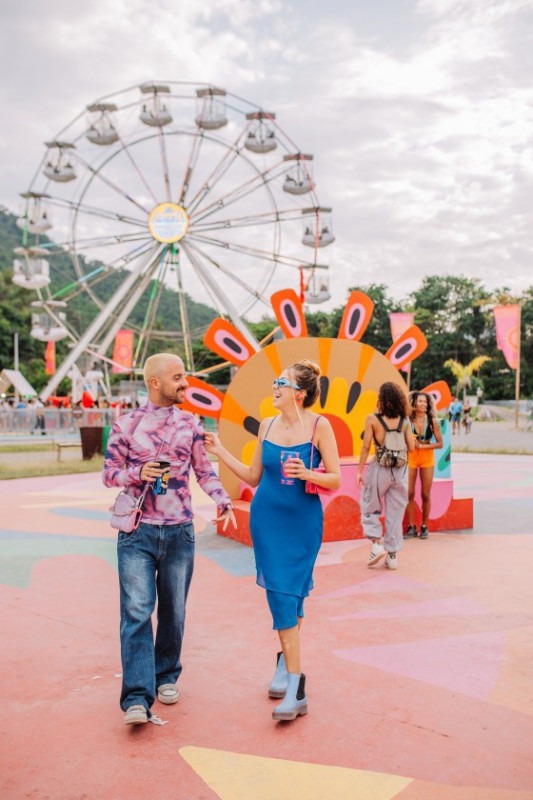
[357,382,415,570]
[404,391,443,540]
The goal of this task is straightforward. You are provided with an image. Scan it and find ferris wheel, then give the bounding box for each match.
[14,81,335,399]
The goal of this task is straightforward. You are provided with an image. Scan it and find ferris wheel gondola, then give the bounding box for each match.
[14,81,335,400]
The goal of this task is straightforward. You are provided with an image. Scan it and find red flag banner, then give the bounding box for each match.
[493,305,520,369]
[44,340,56,375]
[112,329,134,374]
[389,312,414,374]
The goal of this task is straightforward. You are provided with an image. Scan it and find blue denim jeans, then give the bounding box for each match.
[117,521,195,711]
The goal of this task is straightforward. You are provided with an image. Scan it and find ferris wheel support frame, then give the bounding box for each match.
[95,250,166,360]
[181,240,260,353]
[39,244,163,402]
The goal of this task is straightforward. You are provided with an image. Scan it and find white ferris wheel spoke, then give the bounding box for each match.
[157,130,172,201]
[115,133,160,206]
[185,125,252,214]
[190,207,309,233]
[187,232,312,270]
[180,239,259,350]
[177,129,206,206]
[189,158,286,224]
[184,239,270,307]
[72,152,152,214]
[47,197,147,229]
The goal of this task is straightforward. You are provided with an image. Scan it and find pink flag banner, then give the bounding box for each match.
[112,329,134,374]
[493,305,520,370]
[389,312,414,374]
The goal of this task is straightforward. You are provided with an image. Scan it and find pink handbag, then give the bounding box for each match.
[109,485,150,532]
[304,417,334,496]
[109,433,169,532]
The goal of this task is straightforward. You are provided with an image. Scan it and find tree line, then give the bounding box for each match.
[1,208,531,399]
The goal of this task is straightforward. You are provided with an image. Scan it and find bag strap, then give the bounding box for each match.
[135,418,173,511]
[309,415,321,468]
[375,413,390,433]
[376,414,405,433]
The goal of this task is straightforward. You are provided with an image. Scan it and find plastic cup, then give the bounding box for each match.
[280,450,299,485]
[153,461,171,495]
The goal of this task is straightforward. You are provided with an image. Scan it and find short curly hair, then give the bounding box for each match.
[377,381,409,418]
[289,359,321,408]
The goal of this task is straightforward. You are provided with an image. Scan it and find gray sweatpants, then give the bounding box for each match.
[360,459,408,553]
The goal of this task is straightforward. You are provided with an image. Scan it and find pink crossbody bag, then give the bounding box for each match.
[304,416,334,496]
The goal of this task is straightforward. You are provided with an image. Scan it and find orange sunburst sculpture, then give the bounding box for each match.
[180,289,472,543]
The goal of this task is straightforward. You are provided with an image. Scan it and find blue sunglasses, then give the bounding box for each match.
[273,377,301,390]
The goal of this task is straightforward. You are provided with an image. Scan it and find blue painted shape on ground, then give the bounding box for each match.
[0,531,117,588]
[0,526,255,588]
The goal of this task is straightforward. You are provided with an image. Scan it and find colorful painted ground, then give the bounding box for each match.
[0,453,532,799]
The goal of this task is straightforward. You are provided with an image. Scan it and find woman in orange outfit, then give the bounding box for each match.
[404,391,442,540]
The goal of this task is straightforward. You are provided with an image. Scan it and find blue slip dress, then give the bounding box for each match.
[250,419,323,598]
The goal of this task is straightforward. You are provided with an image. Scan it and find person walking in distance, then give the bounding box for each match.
[358,382,415,571]
[103,353,235,726]
[205,360,340,722]
[404,391,443,540]
[449,396,463,435]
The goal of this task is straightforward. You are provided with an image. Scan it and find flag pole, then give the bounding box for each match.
[515,305,522,430]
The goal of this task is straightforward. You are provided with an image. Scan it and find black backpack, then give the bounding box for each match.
[375,415,407,469]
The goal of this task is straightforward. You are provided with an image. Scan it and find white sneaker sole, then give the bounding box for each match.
[124,711,148,725]
[368,550,386,566]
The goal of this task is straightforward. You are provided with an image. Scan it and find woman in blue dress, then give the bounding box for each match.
[205,359,340,721]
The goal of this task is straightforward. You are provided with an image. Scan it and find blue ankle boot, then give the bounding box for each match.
[272,673,307,721]
[268,651,288,699]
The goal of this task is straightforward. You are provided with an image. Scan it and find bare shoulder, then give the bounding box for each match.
[315,413,332,431]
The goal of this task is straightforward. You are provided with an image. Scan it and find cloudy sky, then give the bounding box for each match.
[1,0,533,318]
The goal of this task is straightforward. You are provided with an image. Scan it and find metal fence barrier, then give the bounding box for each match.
[0,408,120,435]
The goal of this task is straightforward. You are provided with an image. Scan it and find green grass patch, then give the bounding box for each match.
[0,455,104,480]
[452,446,532,455]
[0,442,57,454]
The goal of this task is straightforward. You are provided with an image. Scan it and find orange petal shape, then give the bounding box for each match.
[180,376,224,419]
[203,318,256,366]
[385,325,427,370]
[422,380,453,411]
[338,291,374,341]
[270,289,307,338]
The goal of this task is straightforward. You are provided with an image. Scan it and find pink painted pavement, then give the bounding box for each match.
[1,453,533,799]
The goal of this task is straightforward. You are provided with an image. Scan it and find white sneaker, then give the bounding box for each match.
[157,683,179,705]
[124,704,148,725]
[368,542,386,566]
[385,553,398,570]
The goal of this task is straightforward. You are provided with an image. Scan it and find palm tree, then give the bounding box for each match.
[444,356,491,399]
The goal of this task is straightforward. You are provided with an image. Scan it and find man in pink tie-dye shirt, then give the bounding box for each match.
[103,353,235,725]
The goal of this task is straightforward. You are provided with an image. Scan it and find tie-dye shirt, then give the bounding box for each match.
[102,400,230,525]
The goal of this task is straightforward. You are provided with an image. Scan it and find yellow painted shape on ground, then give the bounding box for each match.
[179,746,412,800]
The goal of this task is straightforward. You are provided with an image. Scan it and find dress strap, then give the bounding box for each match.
[310,414,320,442]
[262,416,278,443]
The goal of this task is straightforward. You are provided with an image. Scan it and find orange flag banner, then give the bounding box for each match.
[44,340,56,375]
[112,329,134,374]
[493,305,520,369]
[389,312,414,374]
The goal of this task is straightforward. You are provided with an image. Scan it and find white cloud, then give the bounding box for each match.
[1,0,533,327]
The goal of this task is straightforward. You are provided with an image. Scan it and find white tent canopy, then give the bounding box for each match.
[0,369,38,398]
